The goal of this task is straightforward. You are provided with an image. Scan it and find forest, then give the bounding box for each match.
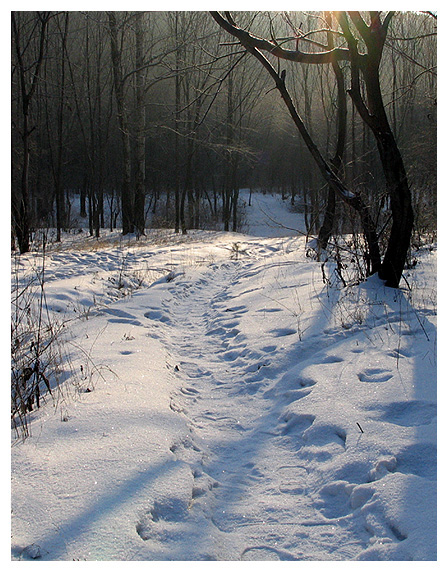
[11,12,437,561]
[12,11,436,286]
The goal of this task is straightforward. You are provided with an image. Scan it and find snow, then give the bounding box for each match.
[10,190,437,562]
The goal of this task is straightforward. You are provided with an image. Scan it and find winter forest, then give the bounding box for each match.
[11,11,437,562]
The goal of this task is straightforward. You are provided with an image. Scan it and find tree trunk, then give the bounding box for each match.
[12,12,50,253]
[375,130,414,287]
[318,13,347,250]
[108,12,134,235]
[174,15,181,234]
[54,13,69,242]
[342,11,414,287]
[134,12,146,236]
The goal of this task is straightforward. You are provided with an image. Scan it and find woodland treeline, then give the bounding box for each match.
[11,11,436,284]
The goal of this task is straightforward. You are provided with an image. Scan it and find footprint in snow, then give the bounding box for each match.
[269,327,297,337]
[303,423,347,449]
[241,545,299,561]
[224,305,248,314]
[321,355,344,364]
[315,480,355,519]
[357,368,392,383]
[144,309,171,323]
[107,317,142,326]
[260,345,277,353]
[277,465,307,495]
[280,412,315,436]
[180,386,200,396]
[386,347,413,359]
[102,307,139,320]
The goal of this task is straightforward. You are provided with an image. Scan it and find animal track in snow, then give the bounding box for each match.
[107,317,142,326]
[175,361,212,380]
[278,388,312,404]
[136,496,190,541]
[303,423,347,449]
[224,305,248,314]
[180,386,199,396]
[103,307,138,320]
[218,320,240,329]
[101,307,143,326]
[357,368,392,383]
[194,412,246,433]
[205,326,226,337]
[220,350,244,362]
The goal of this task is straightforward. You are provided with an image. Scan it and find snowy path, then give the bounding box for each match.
[11,193,436,561]
[138,251,331,560]
[130,238,436,560]
[145,253,356,560]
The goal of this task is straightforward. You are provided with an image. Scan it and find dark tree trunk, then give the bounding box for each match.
[54,12,69,242]
[318,13,347,251]
[134,12,146,236]
[375,130,414,287]
[108,12,134,235]
[340,11,414,287]
[12,12,50,254]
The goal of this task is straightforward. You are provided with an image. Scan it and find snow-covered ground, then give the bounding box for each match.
[11,190,437,561]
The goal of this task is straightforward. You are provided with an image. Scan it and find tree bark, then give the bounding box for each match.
[338,11,414,287]
[318,12,347,251]
[54,12,69,242]
[134,12,146,236]
[108,12,134,235]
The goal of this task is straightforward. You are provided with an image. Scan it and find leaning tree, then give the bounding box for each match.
[210,11,423,288]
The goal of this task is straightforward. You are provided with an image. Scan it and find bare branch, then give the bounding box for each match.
[210,11,351,65]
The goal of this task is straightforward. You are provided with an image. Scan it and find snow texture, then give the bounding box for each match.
[11,190,437,561]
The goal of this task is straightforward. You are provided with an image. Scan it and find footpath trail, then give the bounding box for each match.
[11,192,436,561]
[134,237,371,560]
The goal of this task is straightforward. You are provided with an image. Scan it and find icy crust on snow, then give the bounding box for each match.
[11,192,436,561]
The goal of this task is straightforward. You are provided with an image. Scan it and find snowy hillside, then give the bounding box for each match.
[11,191,437,561]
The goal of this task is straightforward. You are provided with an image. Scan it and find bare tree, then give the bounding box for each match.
[317,12,347,250]
[210,10,423,287]
[108,11,134,235]
[211,11,381,278]
[12,11,51,253]
[134,11,146,236]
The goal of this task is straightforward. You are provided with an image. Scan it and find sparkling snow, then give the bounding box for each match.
[11,190,437,562]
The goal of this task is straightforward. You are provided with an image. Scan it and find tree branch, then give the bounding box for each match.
[210,11,352,65]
